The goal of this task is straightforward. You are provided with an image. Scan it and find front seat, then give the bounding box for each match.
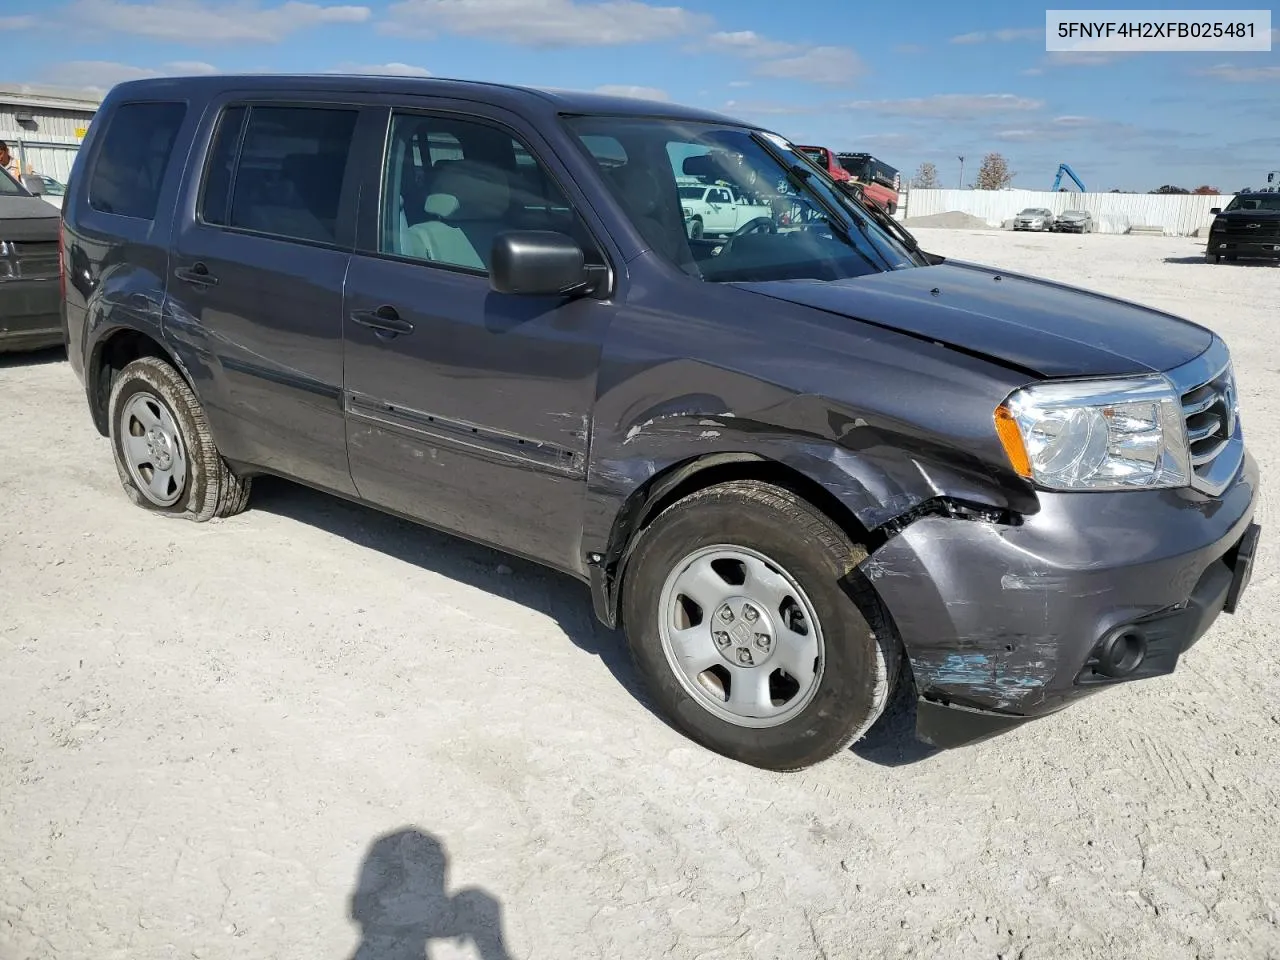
[407,160,510,270]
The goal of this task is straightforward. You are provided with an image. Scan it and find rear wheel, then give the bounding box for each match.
[621,480,901,771]
[689,217,704,240]
[108,356,251,521]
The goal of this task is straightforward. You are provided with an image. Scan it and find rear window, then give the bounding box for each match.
[198,104,358,245]
[87,101,187,220]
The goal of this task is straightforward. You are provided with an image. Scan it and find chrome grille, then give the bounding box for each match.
[1171,342,1242,495]
[0,240,59,280]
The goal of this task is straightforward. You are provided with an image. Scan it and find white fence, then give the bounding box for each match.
[901,188,1231,237]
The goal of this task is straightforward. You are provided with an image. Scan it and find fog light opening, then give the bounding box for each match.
[1096,628,1147,678]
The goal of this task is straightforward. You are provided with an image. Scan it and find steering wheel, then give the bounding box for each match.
[717,216,777,258]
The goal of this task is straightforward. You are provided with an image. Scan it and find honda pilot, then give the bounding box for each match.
[61,75,1260,771]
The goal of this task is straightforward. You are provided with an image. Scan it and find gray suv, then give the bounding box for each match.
[61,75,1260,771]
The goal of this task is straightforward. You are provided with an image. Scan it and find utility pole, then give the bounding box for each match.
[958,156,965,189]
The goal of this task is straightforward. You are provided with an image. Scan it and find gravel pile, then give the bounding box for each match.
[901,210,994,230]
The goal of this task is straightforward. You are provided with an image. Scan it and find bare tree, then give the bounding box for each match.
[912,161,938,189]
[972,152,1015,191]
[1151,184,1189,194]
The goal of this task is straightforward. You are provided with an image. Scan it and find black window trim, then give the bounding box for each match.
[86,98,190,223]
[191,96,365,254]
[362,105,616,296]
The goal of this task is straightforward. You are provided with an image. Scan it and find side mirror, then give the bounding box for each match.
[21,175,44,196]
[490,231,602,297]
[1209,207,1221,215]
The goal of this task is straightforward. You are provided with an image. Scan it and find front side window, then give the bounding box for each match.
[567,116,920,283]
[88,101,187,220]
[380,112,601,273]
[199,104,358,245]
[0,166,22,196]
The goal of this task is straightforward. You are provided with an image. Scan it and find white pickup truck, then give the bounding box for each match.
[679,183,773,238]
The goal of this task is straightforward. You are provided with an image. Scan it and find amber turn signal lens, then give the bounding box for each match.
[994,404,1032,478]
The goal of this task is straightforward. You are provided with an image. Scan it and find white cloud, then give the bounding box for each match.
[43,59,217,93]
[754,46,864,85]
[1196,62,1280,82]
[382,0,707,47]
[950,27,1039,44]
[893,43,925,54]
[593,84,668,100]
[702,30,863,86]
[0,15,37,29]
[71,0,371,44]
[706,30,798,58]
[727,80,752,88]
[331,61,432,76]
[847,93,1043,119]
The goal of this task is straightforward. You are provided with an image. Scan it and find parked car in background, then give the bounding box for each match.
[0,166,62,353]
[1013,207,1054,231]
[678,182,772,238]
[29,174,67,210]
[1053,209,1093,233]
[62,74,1260,772]
[1206,191,1280,263]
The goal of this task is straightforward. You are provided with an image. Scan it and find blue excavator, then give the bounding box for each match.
[1052,163,1086,192]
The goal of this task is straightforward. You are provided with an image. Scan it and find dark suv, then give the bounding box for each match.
[0,165,62,353]
[1207,191,1280,263]
[62,75,1260,771]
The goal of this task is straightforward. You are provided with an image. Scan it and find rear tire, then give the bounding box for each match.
[689,217,704,240]
[621,480,901,771]
[108,356,251,522]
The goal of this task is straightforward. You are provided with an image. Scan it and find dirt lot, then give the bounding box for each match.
[2,229,1277,960]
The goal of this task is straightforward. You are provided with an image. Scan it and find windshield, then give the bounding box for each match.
[0,167,25,197]
[1018,208,1044,216]
[1063,210,1086,216]
[836,155,870,181]
[1225,194,1280,212]
[40,176,66,196]
[799,147,827,165]
[565,117,921,283]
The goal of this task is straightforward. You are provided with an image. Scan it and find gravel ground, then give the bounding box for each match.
[1,229,1277,960]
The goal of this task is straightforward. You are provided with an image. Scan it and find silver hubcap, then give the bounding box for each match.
[658,545,824,728]
[119,392,187,507]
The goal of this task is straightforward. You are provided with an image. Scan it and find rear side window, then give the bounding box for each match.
[199,104,357,245]
[87,101,187,220]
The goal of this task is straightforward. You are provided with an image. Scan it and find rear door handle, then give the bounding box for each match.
[174,262,218,287]
[350,305,414,338]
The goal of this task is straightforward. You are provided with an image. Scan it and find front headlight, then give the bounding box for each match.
[994,375,1191,490]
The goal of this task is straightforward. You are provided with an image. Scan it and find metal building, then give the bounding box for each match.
[0,84,102,183]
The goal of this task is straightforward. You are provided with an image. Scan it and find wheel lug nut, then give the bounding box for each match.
[713,631,731,647]
[718,608,733,622]
[743,605,758,622]
[737,648,753,665]
[754,634,771,650]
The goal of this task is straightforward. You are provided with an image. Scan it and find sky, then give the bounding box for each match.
[1,0,1278,192]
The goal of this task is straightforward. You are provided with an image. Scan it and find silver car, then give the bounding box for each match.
[1054,209,1094,233]
[1012,207,1054,231]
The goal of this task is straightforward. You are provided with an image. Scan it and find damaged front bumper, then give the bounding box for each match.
[861,451,1260,749]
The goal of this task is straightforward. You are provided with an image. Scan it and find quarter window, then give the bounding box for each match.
[380,112,600,273]
[199,104,358,245]
[87,101,187,220]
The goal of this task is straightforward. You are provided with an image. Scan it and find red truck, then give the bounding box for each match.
[796,145,901,215]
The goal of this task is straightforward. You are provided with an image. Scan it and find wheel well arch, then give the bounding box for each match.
[87,328,188,436]
[593,452,878,630]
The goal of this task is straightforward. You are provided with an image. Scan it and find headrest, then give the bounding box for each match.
[426,160,509,219]
[611,165,662,217]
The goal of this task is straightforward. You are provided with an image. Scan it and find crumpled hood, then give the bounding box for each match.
[734,260,1214,379]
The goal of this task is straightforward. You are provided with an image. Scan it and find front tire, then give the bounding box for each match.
[621,480,901,771]
[689,217,704,240]
[108,355,251,521]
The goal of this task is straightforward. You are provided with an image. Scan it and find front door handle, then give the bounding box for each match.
[350,305,414,338]
[174,262,219,287]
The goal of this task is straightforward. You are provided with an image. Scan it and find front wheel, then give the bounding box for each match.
[621,480,901,771]
[108,355,251,521]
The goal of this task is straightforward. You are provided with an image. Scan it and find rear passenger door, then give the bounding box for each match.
[166,94,364,495]
[341,103,617,574]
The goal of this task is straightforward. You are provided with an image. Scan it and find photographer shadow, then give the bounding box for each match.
[349,828,511,960]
